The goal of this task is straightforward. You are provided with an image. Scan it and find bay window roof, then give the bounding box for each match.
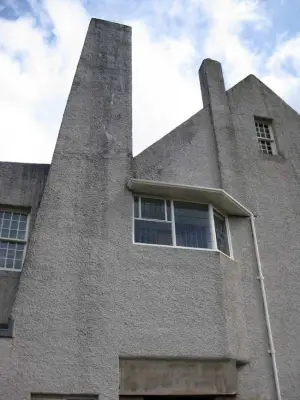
[127,178,251,217]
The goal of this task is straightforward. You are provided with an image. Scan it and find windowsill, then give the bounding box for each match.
[0,268,22,272]
[133,242,233,260]
[258,151,285,163]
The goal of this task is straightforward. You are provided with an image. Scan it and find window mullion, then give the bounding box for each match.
[8,214,12,238]
[138,196,142,218]
[164,200,167,221]
[209,204,217,250]
[225,216,233,258]
[171,200,176,247]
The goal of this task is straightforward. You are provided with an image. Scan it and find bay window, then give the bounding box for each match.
[133,196,231,256]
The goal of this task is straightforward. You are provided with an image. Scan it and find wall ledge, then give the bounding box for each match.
[127,178,252,217]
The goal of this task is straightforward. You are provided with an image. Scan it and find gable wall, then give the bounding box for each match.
[134,106,221,188]
[228,75,300,400]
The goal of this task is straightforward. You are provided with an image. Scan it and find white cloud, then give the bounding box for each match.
[0,0,300,162]
[0,0,89,162]
[262,35,300,111]
[131,20,200,153]
[197,0,268,84]
[196,0,300,112]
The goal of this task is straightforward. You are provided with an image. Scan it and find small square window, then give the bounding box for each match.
[255,119,277,155]
[0,210,29,271]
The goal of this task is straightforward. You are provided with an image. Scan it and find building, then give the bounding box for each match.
[1,17,300,400]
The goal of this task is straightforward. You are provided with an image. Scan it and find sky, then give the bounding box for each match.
[0,0,300,163]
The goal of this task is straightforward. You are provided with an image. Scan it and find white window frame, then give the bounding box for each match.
[212,206,233,258]
[0,208,30,271]
[255,119,277,155]
[133,195,233,258]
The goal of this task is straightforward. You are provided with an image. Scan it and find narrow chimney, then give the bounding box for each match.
[198,59,243,200]
[199,58,227,108]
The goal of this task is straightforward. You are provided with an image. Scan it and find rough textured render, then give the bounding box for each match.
[0,162,49,208]
[134,106,221,189]
[0,16,300,400]
[0,162,49,323]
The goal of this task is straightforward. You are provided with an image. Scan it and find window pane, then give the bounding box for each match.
[16,250,23,260]
[19,222,27,232]
[20,214,27,222]
[0,249,6,258]
[11,220,18,230]
[12,213,20,221]
[2,219,10,229]
[135,219,172,245]
[6,258,14,268]
[214,211,230,256]
[166,200,171,221]
[134,196,139,218]
[18,231,26,240]
[1,229,9,238]
[10,230,17,239]
[141,198,165,220]
[7,249,15,259]
[174,202,211,248]
[14,260,22,270]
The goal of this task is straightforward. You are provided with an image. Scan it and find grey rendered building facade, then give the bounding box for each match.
[1,17,300,400]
